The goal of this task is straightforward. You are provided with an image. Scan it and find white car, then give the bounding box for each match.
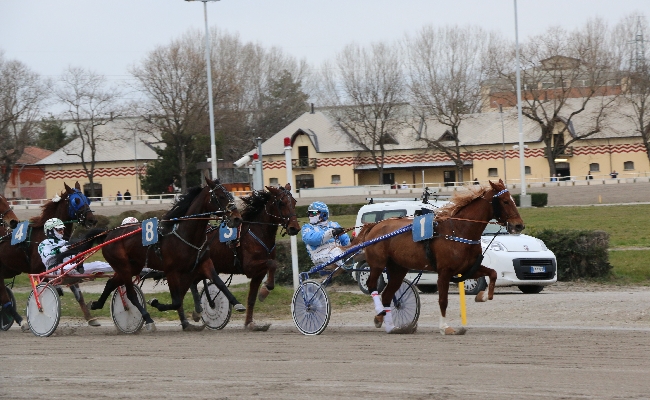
[352,197,557,295]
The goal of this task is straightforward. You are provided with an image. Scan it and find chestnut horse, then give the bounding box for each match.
[188,184,300,330]
[94,178,243,331]
[0,183,98,327]
[354,180,524,335]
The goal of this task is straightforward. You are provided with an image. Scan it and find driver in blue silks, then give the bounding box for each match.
[301,201,351,273]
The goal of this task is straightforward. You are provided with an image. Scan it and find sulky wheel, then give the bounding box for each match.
[26,284,61,337]
[0,287,17,331]
[291,280,331,336]
[200,281,232,330]
[110,285,145,334]
[390,279,420,330]
[356,262,386,295]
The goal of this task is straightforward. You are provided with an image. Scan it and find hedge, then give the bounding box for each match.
[295,203,366,219]
[274,238,356,285]
[512,192,548,207]
[534,229,612,280]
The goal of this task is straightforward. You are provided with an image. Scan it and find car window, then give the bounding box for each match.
[482,219,508,235]
[361,212,379,224]
[383,210,407,219]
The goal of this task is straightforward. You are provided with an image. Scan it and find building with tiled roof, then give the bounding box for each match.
[256,102,650,189]
[4,146,53,199]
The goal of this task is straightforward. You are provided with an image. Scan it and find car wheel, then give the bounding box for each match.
[463,277,487,296]
[518,285,544,294]
[356,263,386,295]
[416,284,438,294]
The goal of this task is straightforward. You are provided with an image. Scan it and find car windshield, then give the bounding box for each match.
[482,220,509,236]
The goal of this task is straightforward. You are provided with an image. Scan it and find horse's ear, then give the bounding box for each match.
[75,181,81,190]
[64,182,73,193]
[285,183,292,191]
[488,180,499,190]
[203,174,213,187]
[264,186,273,192]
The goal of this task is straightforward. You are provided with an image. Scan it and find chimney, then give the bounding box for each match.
[310,103,315,114]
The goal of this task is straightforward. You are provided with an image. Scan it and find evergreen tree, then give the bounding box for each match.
[35,115,73,151]
[256,70,309,136]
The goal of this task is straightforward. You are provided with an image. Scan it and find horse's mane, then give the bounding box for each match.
[164,186,204,221]
[239,190,270,220]
[435,185,488,221]
[30,191,69,227]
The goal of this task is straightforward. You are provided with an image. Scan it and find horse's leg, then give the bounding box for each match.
[69,284,100,327]
[208,272,245,312]
[380,265,412,334]
[437,275,466,336]
[473,265,497,303]
[149,274,203,331]
[367,267,386,328]
[89,277,118,310]
[245,274,270,331]
[258,260,277,302]
[123,282,156,332]
[189,280,204,322]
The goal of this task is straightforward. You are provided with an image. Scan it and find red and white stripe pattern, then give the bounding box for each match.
[45,166,147,180]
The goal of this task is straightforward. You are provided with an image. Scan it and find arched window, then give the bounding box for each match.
[624,161,635,170]
[589,163,600,172]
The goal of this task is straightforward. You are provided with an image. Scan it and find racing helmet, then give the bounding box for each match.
[121,216,139,225]
[44,218,65,239]
[308,201,329,221]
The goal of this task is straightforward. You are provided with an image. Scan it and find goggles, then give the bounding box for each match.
[307,210,320,217]
[54,227,65,233]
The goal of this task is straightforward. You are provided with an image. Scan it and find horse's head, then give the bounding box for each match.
[205,177,243,228]
[489,179,524,234]
[0,194,19,229]
[64,182,97,228]
[265,183,300,236]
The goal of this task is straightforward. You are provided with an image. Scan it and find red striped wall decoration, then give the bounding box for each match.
[45,166,145,180]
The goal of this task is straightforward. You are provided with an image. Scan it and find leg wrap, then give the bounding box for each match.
[371,291,384,315]
[70,285,83,302]
[383,307,395,333]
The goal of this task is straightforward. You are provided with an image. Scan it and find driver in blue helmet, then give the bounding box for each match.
[301,201,351,273]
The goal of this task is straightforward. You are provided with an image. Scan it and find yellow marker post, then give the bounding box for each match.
[458,275,467,326]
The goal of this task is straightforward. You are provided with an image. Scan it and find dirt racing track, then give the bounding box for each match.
[2,284,650,399]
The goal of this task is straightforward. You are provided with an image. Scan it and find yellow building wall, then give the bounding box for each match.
[44,161,147,200]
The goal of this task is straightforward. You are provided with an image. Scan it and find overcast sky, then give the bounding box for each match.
[1,0,647,87]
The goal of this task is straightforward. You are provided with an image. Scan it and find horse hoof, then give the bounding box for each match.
[233,304,246,313]
[20,323,30,333]
[182,323,206,332]
[88,301,99,310]
[440,326,467,335]
[474,291,488,302]
[87,318,101,327]
[388,323,417,334]
[144,322,157,332]
[192,311,201,322]
[373,314,384,328]
[246,322,271,332]
[258,286,270,302]
[148,298,159,307]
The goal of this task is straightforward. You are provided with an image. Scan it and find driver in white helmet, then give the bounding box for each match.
[38,217,113,275]
[301,201,350,273]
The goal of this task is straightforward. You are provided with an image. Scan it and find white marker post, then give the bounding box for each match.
[284,137,299,289]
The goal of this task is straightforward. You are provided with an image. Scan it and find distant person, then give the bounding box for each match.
[116,191,122,201]
[124,189,131,200]
[550,174,557,182]
[473,178,480,185]
[400,181,409,189]
[610,170,618,179]
[587,171,593,180]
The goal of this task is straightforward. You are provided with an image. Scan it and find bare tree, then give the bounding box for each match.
[0,52,49,196]
[614,14,650,162]
[317,42,407,184]
[55,66,125,197]
[405,25,493,182]
[486,19,621,177]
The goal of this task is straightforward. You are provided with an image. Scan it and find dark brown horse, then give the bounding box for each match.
[354,180,524,335]
[94,177,243,331]
[0,182,98,327]
[188,184,300,330]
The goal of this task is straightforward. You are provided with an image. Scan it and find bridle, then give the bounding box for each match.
[483,188,519,226]
[67,189,94,226]
[263,187,297,231]
[0,206,18,229]
[208,182,238,224]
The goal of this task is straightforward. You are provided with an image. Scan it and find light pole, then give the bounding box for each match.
[514,0,530,206]
[186,0,219,181]
[498,104,507,184]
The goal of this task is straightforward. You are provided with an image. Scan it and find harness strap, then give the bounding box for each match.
[249,230,275,255]
[450,254,484,283]
[171,223,208,272]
